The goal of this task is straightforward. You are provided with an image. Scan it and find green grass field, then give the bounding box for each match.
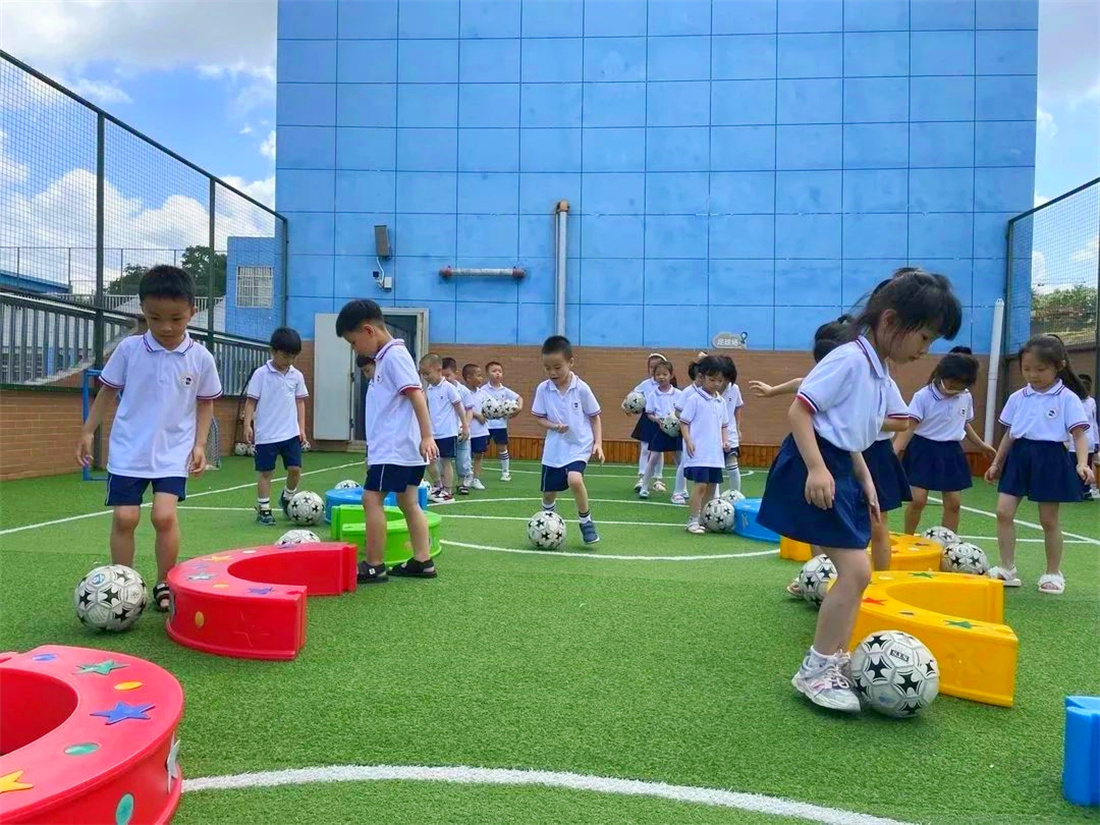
[1,454,1098,824]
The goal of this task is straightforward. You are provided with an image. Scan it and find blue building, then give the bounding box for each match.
[225,234,285,341]
[275,0,1037,352]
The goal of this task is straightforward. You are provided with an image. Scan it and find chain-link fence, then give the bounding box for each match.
[0,50,287,372]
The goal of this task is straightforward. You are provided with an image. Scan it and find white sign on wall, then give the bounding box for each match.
[712,331,748,349]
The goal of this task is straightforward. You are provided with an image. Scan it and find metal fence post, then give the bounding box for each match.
[208,178,216,349]
[93,111,106,470]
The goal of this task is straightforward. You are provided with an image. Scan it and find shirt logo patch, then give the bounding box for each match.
[1046,408,1057,418]
[180,373,195,388]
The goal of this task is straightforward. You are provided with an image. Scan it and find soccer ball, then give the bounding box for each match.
[233,442,248,456]
[287,491,325,526]
[921,526,958,547]
[622,391,646,414]
[527,511,566,550]
[245,443,256,457]
[659,413,681,437]
[74,564,147,632]
[851,630,940,718]
[798,554,837,607]
[276,529,321,547]
[500,398,520,418]
[334,479,361,490]
[702,498,735,533]
[481,396,506,420]
[941,541,990,575]
[721,489,746,505]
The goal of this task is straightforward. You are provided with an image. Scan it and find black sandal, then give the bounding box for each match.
[153,582,171,612]
[389,557,437,578]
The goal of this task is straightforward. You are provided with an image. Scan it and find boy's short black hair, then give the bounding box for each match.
[335,299,385,336]
[541,335,572,359]
[718,355,737,384]
[270,326,302,355]
[485,360,503,371]
[420,352,443,368]
[139,265,195,305]
[462,363,480,379]
[441,357,458,371]
[695,355,726,377]
[813,338,840,363]
[355,354,375,369]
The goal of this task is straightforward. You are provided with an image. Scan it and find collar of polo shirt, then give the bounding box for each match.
[854,335,886,378]
[1023,379,1064,397]
[144,331,193,354]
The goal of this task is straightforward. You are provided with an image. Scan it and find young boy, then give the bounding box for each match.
[420,353,469,504]
[336,299,438,583]
[462,363,491,489]
[531,335,604,544]
[356,354,375,466]
[77,265,222,610]
[243,327,308,524]
[483,360,523,481]
[442,356,473,495]
[679,355,730,534]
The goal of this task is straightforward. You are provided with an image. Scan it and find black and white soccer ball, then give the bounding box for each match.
[721,489,746,505]
[527,511,566,550]
[500,398,521,418]
[659,412,681,437]
[74,564,147,632]
[334,479,361,490]
[921,526,958,548]
[245,443,256,457]
[287,491,325,526]
[621,391,646,414]
[798,554,837,607]
[851,630,940,718]
[941,541,990,575]
[276,529,321,547]
[481,396,506,420]
[233,442,248,456]
[702,498,735,533]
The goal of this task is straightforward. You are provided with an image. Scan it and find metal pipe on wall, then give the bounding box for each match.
[554,200,569,336]
[984,298,1005,443]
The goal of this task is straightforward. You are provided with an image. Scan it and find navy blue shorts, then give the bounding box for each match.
[684,466,723,484]
[435,436,458,459]
[632,415,659,444]
[757,433,871,550]
[105,474,187,507]
[648,429,683,453]
[254,436,302,473]
[901,434,971,492]
[864,438,912,511]
[470,435,490,455]
[999,438,1085,502]
[541,461,587,492]
[365,463,426,494]
[489,427,509,446]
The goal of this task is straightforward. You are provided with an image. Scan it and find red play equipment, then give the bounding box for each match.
[0,645,183,825]
[166,541,358,660]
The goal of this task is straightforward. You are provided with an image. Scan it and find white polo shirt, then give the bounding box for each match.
[908,382,972,442]
[721,382,745,447]
[645,385,682,419]
[999,380,1088,443]
[245,361,308,445]
[467,386,490,438]
[796,336,889,452]
[876,375,910,442]
[531,373,601,468]
[426,378,462,439]
[366,339,427,467]
[99,332,222,478]
[634,376,658,395]
[679,385,728,469]
[484,383,520,429]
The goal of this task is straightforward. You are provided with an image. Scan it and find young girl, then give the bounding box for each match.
[757,270,962,712]
[719,356,745,494]
[1066,373,1098,500]
[639,360,682,499]
[631,353,667,493]
[893,346,995,534]
[678,356,729,534]
[985,336,1095,594]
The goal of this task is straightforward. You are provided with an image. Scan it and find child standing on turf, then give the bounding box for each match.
[357,354,375,466]
[631,352,667,494]
[336,299,439,583]
[483,361,523,481]
[1066,374,1098,500]
[893,347,995,535]
[243,327,309,525]
[757,270,962,712]
[679,356,730,534]
[532,335,604,545]
[985,336,1095,594]
[442,357,474,495]
[718,356,745,494]
[77,265,222,611]
[463,363,490,490]
[639,359,682,499]
[420,353,468,505]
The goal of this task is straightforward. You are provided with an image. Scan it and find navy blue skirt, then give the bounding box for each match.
[758,434,871,550]
[999,438,1085,502]
[648,429,683,452]
[901,434,972,492]
[862,438,911,512]
[631,415,659,444]
[684,466,723,484]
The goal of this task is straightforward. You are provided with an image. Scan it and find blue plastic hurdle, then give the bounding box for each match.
[732,497,779,543]
[324,484,429,523]
[1064,696,1100,806]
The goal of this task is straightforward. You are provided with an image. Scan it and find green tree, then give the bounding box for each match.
[180,246,227,298]
[1031,284,1098,343]
[107,263,148,295]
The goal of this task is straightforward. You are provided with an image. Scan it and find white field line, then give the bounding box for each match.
[480,463,756,480]
[182,763,915,825]
[957,535,1088,545]
[929,496,1100,546]
[444,539,777,562]
[446,496,689,510]
[0,461,365,537]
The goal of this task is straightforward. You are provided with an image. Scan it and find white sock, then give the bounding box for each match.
[500,451,510,474]
[727,464,741,492]
[804,647,830,672]
[654,451,665,480]
[674,461,686,496]
[638,444,648,476]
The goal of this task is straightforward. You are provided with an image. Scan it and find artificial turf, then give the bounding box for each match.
[1,454,1097,824]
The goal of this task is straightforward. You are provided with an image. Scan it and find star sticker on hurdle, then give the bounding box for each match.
[31,653,58,662]
[248,586,274,595]
[946,619,976,629]
[187,573,215,581]
[207,554,233,562]
[862,597,886,605]
[76,659,128,676]
[909,572,935,579]
[0,771,33,794]
[166,738,182,793]
[91,701,154,725]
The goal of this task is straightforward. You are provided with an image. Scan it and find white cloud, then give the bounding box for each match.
[1036,106,1058,138]
[1071,234,1098,265]
[0,129,28,188]
[220,175,275,209]
[260,130,276,162]
[240,125,254,135]
[1034,194,1050,208]
[57,76,132,105]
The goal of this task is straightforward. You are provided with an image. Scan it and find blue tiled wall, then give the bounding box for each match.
[276,0,1037,351]
[226,235,283,341]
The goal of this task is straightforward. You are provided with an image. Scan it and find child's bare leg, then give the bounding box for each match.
[473,453,483,479]
[870,517,892,571]
[995,493,1021,570]
[427,460,441,487]
[815,548,872,655]
[568,472,589,514]
[398,485,432,562]
[363,490,387,565]
[689,483,707,520]
[542,491,558,510]
[941,490,962,533]
[442,459,454,494]
[257,472,273,501]
[150,493,181,582]
[641,450,662,491]
[285,465,301,492]
[110,506,141,568]
[904,486,927,534]
[1037,502,1063,575]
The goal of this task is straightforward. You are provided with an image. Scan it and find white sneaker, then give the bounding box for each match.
[671,492,687,505]
[462,475,474,488]
[686,522,705,535]
[1088,488,1100,501]
[653,480,667,493]
[429,490,452,504]
[638,488,650,499]
[792,662,861,713]
[987,566,1022,587]
[471,478,486,491]
[501,472,512,482]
